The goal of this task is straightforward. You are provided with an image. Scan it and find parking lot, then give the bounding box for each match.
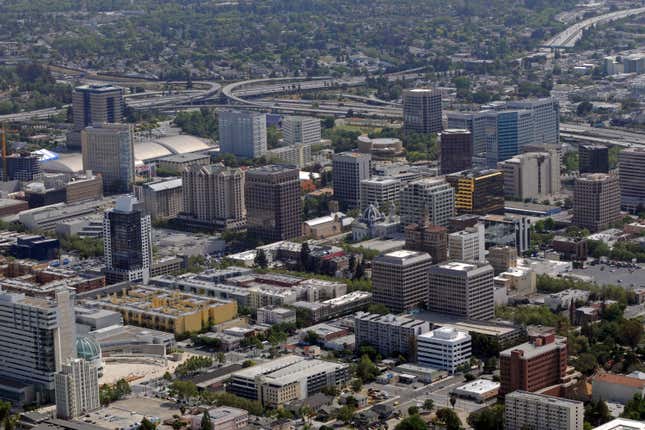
[570,262,644,288]
[82,397,179,430]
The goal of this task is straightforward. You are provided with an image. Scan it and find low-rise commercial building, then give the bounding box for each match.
[591,372,645,404]
[494,267,536,299]
[227,355,349,407]
[83,285,237,335]
[256,306,296,325]
[452,379,500,402]
[189,407,248,430]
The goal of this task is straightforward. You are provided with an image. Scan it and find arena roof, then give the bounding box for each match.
[153,135,211,154]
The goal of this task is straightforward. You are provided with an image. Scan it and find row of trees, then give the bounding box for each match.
[99,378,131,406]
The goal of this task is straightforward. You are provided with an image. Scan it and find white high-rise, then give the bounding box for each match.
[55,358,100,419]
[505,391,584,430]
[219,111,267,158]
[0,289,76,404]
[103,195,152,283]
[400,178,455,227]
[417,327,471,374]
[282,116,321,146]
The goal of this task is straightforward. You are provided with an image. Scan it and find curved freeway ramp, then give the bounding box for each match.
[543,7,645,49]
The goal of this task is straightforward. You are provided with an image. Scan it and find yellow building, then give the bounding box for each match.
[446,169,504,215]
[91,286,237,335]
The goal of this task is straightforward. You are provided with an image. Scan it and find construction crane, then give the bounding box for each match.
[0,124,19,182]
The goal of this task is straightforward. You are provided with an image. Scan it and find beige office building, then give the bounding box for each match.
[182,164,246,230]
[428,261,495,320]
[55,358,100,419]
[81,123,135,193]
[135,177,183,221]
[372,250,433,313]
[498,151,560,200]
[360,177,401,211]
[573,173,621,232]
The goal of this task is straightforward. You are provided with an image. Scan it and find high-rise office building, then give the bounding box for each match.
[103,195,152,283]
[446,169,505,215]
[428,261,494,320]
[55,358,100,419]
[405,217,448,263]
[372,250,433,313]
[181,164,246,230]
[498,152,560,200]
[246,165,302,242]
[579,144,609,174]
[618,147,645,212]
[0,289,76,404]
[282,116,321,146]
[573,173,621,232]
[2,153,41,181]
[400,177,455,227]
[485,110,535,167]
[505,98,560,146]
[505,391,584,430]
[440,129,473,174]
[68,84,124,148]
[219,111,267,158]
[332,152,371,210]
[448,223,486,262]
[81,123,135,194]
[446,112,488,163]
[360,177,401,211]
[403,89,442,134]
[499,330,568,395]
[134,177,183,221]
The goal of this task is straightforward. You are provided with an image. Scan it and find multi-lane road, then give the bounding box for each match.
[542,6,645,49]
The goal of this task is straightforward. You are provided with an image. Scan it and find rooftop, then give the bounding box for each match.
[506,390,584,406]
[592,418,645,430]
[419,327,470,342]
[454,379,500,394]
[593,373,645,389]
[500,336,566,360]
[355,312,428,329]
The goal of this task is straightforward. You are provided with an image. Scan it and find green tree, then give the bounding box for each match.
[254,249,268,269]
[336,405,355,424]
[169,380,198,402]
[216,352,226,364]
[395,414,427,430]
[200,411,212,430]
[435,408,462,430]
[367,303,389,315]
[467,404,504,430]
[140,418,156,430]
[351,378,363,392]
[621,393,645,420]
[423,399,434,411]
[619,319,643,349]
[407,406,419,416]
[356,354,379,383]
[585,399,611,427]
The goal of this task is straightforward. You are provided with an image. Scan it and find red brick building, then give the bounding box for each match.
[500,330,568,395]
